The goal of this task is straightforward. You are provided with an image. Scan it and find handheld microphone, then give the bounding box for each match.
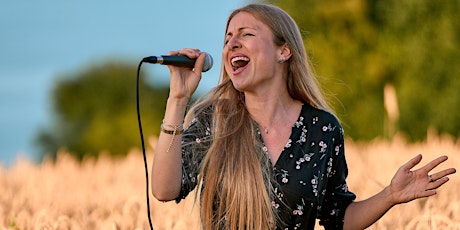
[142,53,213,72]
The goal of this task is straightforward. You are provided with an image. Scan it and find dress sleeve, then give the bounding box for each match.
[318,125,356,229]
[174,111,212,203]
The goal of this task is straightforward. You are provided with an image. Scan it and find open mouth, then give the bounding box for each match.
[231,56,250,71]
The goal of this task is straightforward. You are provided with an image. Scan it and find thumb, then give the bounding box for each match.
[193,52,208,74]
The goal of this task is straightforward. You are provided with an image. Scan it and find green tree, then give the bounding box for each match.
[35,60,169,160]
[269,0,460,141]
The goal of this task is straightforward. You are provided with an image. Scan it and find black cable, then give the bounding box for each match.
[136,60,154,230]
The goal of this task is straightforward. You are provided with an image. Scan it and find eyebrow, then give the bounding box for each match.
[226,26,256,36]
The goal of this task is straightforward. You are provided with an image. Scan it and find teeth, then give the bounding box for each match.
[231,56,250,66]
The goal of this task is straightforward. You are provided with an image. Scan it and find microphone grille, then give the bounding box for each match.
[202,53,213,72]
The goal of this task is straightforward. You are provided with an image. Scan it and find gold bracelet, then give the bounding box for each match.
[160,123,184,153]
[160,127,184,135]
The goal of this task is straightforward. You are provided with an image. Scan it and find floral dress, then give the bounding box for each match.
[175,102,356,229]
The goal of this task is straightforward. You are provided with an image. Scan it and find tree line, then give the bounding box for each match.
[35,0,460,159]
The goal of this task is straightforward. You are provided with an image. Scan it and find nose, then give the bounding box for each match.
[226,36,241,50]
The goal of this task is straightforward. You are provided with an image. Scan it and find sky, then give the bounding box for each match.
[0,0,248,167]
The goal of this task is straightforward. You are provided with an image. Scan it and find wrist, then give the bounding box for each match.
[162,97,188,126]
[167,97,190,108]
[382,185,398,207]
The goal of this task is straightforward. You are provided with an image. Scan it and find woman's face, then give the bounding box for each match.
[223,12,284,94]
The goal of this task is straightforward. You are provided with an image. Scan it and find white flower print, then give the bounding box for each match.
[285,139,292,148]
[293,209,303,215]
[312,116,318,124]
[295,152,314,170]
[311,178,317,186]
[330,209,336,216]
[292,198,306,216]
[322,123,336,132]
[274,187,284,200]
[341,183,349,192]
[311,175,319,196]
[319,141,327,153]
[294,116,304,128]
[280,169,289,184]
[297,127,308,144]
[327,158,333,176]
[262,146,268,153]
[334,145,340,155]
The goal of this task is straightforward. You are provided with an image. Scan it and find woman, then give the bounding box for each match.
[151,3,456,229]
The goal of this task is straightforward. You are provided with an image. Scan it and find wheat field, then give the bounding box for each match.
[1,134,459,230]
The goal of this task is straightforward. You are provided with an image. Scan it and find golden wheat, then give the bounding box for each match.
[1,134,459,230]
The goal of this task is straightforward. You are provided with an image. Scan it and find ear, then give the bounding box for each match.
[278,44,292,62]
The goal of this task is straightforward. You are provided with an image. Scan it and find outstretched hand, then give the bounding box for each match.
[389,154,456,205]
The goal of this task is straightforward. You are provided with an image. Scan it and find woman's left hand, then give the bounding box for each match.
[388,154,456,205]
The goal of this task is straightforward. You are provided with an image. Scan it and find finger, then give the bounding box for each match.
[400,154,423,172]
[165,50,182,74]
[166,48,201,74]
[421,189,437,198]
[167,50,181,56]
[421,155,449,174]
[193,52,207,74]
[430,168,457,182]
[427,176,450,190]
[167,48,201,58]
[179,48,201,59]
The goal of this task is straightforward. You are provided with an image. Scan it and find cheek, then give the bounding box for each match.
[221,49,231,72]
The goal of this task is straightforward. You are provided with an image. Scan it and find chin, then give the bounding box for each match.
[231,82,246,92]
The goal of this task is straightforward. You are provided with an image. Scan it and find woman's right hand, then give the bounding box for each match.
[167,48,207,102]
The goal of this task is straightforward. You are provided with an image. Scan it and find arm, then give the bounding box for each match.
[343,154,456,230]
[150,49,207,201]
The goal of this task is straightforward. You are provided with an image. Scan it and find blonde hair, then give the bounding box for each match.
[184,4,332,230]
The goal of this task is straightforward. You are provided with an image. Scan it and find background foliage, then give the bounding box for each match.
[35,61,169,160]
[35,0,460,159]
[270,0,460,141]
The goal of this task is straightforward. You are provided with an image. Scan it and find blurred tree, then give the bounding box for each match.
[35,60,169,160]
[269,0,460,141]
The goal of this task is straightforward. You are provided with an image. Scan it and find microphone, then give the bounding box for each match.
[142,53,213,72]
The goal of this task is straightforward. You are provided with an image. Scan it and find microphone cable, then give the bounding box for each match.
[136,60,154,230]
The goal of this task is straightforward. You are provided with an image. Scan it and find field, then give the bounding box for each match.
[1,134,459,230]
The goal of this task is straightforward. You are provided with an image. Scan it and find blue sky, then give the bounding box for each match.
[0,0,248,167]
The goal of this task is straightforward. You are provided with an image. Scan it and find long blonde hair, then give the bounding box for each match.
[185,4,332,229]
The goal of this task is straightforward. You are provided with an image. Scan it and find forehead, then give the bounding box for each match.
[226,12,266,33]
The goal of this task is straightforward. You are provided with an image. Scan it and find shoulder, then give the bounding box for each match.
[301,103,341,128]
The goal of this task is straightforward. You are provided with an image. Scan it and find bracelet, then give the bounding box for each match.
[160,121,184,153]
[160,124,184,135]
[162,120,184,131]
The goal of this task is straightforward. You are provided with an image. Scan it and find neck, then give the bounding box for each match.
[244,92,301,131]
